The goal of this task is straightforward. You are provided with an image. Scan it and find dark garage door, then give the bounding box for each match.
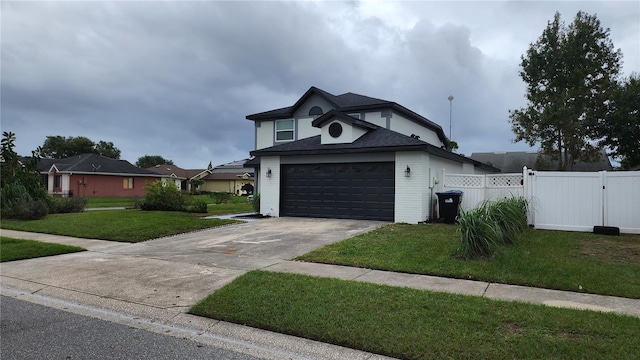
[281,162,395,221]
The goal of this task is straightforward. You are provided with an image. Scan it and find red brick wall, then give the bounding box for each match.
[69,174,159,197]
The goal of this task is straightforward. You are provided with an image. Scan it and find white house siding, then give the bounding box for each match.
[292,94,336,118]
[390,112,443,147]
[361,111,386,127]
[259,156,281,217]
[297,117,318,140]
[320,120,367,144]
[255,121,275,150]
[395,152,431,224]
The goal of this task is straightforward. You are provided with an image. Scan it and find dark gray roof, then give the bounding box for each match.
[246,86,449,147]
[39,153,161,176]
[469,151,613,172]
[251,126,499,172]
[311,110,379,130]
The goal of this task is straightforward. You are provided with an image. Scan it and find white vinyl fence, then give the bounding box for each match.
[441,168,640,234]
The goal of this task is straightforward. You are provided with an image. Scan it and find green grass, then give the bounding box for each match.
[190,271,640,360]
[296,223,640,299]
[85,195,253,214]
[206,202,253,215]
[0,236,85,262]
[0,210,237,242]
[85,196,140,208]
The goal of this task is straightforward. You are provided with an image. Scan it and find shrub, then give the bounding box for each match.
[458,197,529,260]
[1,183,50,220]
[49,196,88,214]
[457,204,502,260]
[252,193,260,213]
[184,198,208,213]
[211,192,231,204]
[140,180,185,211]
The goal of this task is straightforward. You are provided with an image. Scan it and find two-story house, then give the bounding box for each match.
[247,86,498,223]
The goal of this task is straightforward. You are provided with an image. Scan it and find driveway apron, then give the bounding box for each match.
[1,218,385,310]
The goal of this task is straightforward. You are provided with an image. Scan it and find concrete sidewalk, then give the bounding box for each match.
[2,224,639,359]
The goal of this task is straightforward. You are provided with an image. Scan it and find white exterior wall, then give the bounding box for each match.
[297,117,318,139]
[395,152,432,224]
[292,94,335,118]
[61,174,71,193]
[255,121,274,150]
[361,111,386,127]
[390,112,444,147]
[320,120,367,144]
[259,156,281,217]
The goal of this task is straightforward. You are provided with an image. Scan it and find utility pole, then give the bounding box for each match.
[447,95,454,139]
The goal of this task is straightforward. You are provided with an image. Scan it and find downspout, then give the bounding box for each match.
[428,168,433,221]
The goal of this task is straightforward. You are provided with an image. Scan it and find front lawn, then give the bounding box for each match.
[0,210,237,242]
[0,236,85,262]
[296,223,640,299]
[85,196,140,208]
[190,271,640,360]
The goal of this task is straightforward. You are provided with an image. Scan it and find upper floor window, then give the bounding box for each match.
[348,113,361,119]
[275,119,294,141]
[309,106,323,116]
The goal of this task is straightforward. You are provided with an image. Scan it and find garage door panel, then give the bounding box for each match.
[281,162,395,221]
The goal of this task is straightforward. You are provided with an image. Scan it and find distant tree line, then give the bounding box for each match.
[41,135,121,159]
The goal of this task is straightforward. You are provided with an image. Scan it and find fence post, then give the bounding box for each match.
[522,166,534,226]
[601,171,607,227]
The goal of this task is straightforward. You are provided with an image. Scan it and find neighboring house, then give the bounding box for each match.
[147,160,255,194]
[246,86,498,223]
[469,150,613,173]
[37,153,164,197]
[200,159,255,195]
[146,164,209,191]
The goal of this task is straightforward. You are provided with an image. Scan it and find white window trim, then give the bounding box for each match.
[275,119,295,142]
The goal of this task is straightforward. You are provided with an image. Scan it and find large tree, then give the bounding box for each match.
[41,136,121,159]
[599,74,640,169]
[136,155,174,168]
[509,11,622,170]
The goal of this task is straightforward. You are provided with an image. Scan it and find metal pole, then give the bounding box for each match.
[447,95,454,140]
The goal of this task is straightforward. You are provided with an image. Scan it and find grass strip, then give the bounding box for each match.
[0,210,237,242]
[0,236,85,262]
[190,271,640,360]
[85,197,140,208]
[296,223,640,299]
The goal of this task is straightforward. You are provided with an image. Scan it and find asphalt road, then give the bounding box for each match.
[0,296,264,360]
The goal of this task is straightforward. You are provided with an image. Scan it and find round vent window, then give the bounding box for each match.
[329,122,343,138]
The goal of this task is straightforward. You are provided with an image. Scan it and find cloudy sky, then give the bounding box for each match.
[2,1,639,169]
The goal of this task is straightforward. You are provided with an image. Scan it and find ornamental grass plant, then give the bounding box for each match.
[458,197,529,259]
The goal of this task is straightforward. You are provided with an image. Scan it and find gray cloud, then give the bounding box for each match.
[2,1,638,168]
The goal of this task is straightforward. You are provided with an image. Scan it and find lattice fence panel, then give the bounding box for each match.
[445,175,484,188]
[486,174,523,188]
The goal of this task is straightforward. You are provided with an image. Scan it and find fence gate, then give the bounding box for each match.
[525,170,640,234]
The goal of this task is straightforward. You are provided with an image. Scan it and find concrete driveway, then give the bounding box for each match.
[1,217,385,311]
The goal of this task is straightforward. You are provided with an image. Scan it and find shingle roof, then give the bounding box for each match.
[39,153,161,176]
[469,151,613,172]
[245,86,448,147]
[251,126,499,172]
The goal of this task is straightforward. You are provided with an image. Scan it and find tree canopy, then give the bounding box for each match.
[41,136,121,159]
[509,11,622,170]
[136,155,174,168]
[600,74,640,169]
